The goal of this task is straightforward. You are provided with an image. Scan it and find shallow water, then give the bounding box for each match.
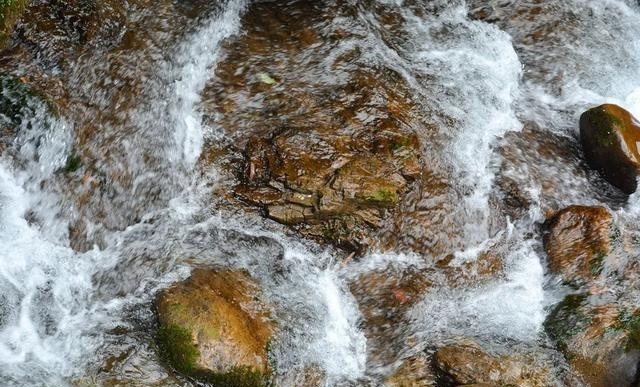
[0,0,639,386]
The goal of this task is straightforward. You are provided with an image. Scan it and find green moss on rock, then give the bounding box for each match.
[0,74,56,128]
[544,294,589,352]
[364,188,399,205]
[582,106,624,148]
[157,324,199,375]
[64,153,82,173]
[193,366,273,387]
[0,0,29,47]
[588,250,606,275]
[615,309,640,352]
[157,322,273,387]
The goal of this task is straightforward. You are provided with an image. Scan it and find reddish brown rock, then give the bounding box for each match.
[580,104,640,194]
[543,205,613,284]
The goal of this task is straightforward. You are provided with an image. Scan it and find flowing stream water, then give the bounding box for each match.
[1,0,640,386]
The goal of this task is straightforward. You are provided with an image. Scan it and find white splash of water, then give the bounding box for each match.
[409,239,546,343]
[390,4,523,246]
[313,271,367,379]
[169,0,248,166]
[0,164,110,383]
[0,2,250,385]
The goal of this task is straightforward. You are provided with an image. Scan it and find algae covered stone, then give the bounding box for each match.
[580,104,640,194]
[156,268,275,387]
[0,0,28,47]
[0,74,56,127]
[544,297,640,387]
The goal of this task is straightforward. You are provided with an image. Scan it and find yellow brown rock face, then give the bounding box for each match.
[580,104,640,194]
[155,268,274,385]
[543,205,613,284]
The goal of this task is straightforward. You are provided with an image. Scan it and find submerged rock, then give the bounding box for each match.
[580,104,640,194]
[155,268,274,387]
[433,340,555,387]
[237,127,421,252]
[543,205,613,284]
[545,296,640,387]
[348,266,432,367]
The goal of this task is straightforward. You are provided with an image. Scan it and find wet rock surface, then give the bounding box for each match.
[155,268,274,386]
[236,126,421,252]
[200,0,476,258]
[1,0,640,386]
[543,205,613,284]
[543,204,640,387]
[433,340,556,387]
[580,104,640,194]
[384,353,436,387]
[545,296,640,387]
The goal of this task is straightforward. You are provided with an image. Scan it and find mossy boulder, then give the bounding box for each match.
[155,268,275,387]
[543,205,613,284]
[0,0,28,47]
[580,104,640,194]
[544,297,640,387]
[542,204,640,386]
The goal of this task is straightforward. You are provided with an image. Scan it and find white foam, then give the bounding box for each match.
[409,239,546,343]
[169,0,247,166]
[314,271,367,379]
[0,2,249,384]
[0,164,102,380]
[391,4,523,245]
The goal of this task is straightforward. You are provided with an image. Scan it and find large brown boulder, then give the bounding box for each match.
[155,268,274,387]
[580,104,640,194]
[543,205,613,284]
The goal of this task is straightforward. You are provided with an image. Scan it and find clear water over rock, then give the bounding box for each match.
[0,0,639,386]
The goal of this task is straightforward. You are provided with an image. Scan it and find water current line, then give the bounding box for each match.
[169,0,249,166]
[0,1,248,385]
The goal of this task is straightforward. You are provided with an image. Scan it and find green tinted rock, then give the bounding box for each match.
[0,0,28,47]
